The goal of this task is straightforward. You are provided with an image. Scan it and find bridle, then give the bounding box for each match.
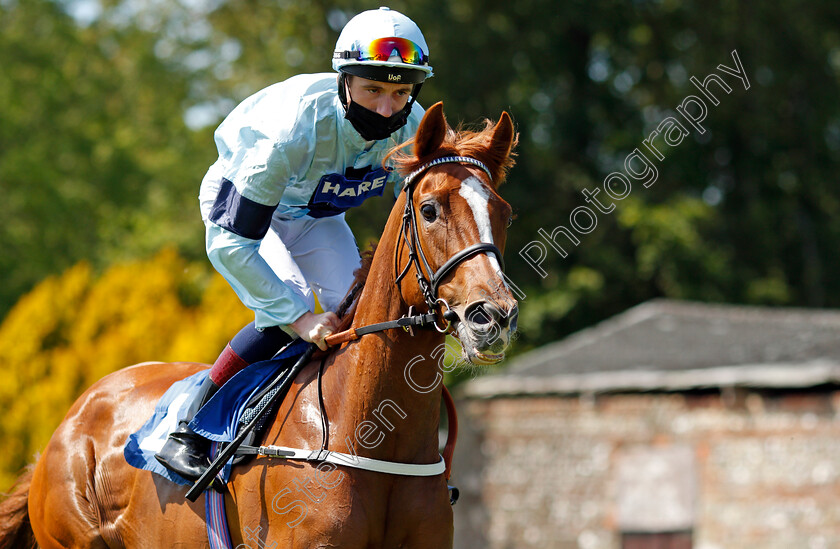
[394,156,505,331]
[323,155,507,347]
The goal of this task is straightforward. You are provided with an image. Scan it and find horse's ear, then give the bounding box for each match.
[485,111,516,185]
[414,102,447,158]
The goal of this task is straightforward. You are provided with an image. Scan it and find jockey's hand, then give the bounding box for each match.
[290,311,340,351]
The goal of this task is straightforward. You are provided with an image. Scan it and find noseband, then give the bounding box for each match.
[394,156,505,324]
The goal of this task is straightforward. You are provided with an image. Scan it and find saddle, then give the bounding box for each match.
[123,340,310,486]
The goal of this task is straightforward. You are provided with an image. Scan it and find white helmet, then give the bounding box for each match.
[332,7,433,84]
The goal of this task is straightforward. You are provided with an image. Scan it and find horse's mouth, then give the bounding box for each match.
[466,346,505,365]
[454,321,510,366]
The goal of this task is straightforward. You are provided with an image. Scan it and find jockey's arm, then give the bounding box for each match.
[205,224,339,350]
[205,223,311,337]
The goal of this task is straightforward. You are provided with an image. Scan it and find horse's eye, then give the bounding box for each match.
[507,216,513,228]
[420,204,437,223]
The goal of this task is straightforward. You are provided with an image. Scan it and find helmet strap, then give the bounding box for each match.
[407,81,423,109]
[338,72,349,111]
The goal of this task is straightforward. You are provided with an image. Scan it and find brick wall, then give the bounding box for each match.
[452,389,840,549]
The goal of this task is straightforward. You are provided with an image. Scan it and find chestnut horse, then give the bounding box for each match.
[0,102,517,548]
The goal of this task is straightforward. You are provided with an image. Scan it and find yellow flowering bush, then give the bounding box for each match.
[0,249,251,490]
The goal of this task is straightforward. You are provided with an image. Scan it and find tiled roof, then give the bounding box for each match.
[464,299,840,397]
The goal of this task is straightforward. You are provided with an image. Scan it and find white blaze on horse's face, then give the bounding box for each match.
[458,176,504,277]
[440,174,517,366]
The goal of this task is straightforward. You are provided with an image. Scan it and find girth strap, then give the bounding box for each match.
[441,385,458,482]
[235,386,460,481]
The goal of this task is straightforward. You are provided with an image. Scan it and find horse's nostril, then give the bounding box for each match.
[464,301,506,328]
[465,303,492,326]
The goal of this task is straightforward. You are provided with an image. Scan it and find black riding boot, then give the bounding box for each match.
[154,375,219,481]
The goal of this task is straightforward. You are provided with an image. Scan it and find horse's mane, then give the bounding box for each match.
[386,119,518,185]
[334,244,376,333]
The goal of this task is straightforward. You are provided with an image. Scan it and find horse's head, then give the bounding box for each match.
[392,102,519,365]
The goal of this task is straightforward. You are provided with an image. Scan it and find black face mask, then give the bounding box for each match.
[345,100,411,141]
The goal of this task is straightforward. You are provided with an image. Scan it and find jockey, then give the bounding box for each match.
[155,7,433,481]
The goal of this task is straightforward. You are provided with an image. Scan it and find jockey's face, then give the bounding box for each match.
[346,76,413,118]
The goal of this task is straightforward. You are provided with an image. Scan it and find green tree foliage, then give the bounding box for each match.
[411,0,840,348]
[3,0,840,358]
[0,0,210,315]
[3,0,840,491]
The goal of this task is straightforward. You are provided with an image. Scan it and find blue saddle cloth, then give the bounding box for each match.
[123,339,309,486]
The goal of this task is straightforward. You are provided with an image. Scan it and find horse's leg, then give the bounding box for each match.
[229,461,376,549]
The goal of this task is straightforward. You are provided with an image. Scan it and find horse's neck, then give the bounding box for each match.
[328,228,445,463]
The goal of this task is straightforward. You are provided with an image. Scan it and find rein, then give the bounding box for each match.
[324,309,439,347]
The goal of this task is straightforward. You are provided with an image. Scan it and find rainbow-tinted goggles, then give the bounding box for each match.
[334,37,429,67]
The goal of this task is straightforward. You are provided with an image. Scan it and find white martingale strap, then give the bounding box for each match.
[253,445,446,476]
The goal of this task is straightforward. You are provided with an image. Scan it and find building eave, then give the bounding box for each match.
[462,359,840,399]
